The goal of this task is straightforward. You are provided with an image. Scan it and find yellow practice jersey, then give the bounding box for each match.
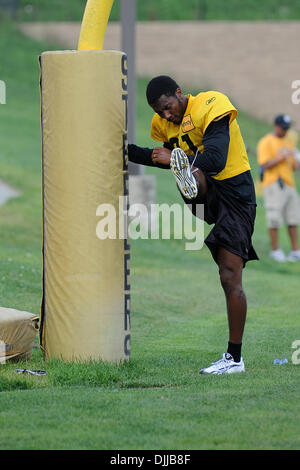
[257,133,296,188]
[150,91,251,181]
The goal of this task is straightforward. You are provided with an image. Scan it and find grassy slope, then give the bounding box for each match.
[0,23,300,450]
[15,0,300,22]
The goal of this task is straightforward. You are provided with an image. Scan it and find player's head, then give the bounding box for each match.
[274,114,291,137]
[146,75,188,125]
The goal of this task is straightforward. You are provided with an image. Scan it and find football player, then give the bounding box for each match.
[128,76,258,374]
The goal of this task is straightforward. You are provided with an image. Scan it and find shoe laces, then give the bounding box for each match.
[211,353,233,366]
[191,150,199,174]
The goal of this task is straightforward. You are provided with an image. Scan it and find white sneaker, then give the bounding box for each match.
[269,249,286,262]
[287,250,300,262]
[199,353,245,375]
[170,148,198,200]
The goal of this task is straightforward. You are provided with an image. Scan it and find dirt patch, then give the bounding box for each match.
[19,21,300,130]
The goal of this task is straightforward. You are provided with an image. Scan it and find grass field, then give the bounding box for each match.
[12,0,300,22]
[1,22,300,450]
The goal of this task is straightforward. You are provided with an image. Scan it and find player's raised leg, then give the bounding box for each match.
[191,165,207,198]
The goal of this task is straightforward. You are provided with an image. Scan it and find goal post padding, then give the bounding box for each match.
[39,50,130,362]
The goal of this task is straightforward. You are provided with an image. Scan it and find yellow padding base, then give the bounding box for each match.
[0,307,39,362]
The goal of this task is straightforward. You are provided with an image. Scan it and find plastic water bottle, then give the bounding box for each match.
[273,358,288,365]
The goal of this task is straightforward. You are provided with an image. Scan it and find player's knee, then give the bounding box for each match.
[219,264,242,294]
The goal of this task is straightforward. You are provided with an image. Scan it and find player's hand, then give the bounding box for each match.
[152,147,172,166]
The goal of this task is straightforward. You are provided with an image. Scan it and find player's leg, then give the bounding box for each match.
[191,165,207,198]
[200,247,246,375]
[217,247,246,345]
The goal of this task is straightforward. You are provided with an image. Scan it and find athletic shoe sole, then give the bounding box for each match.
[170,148,198,200]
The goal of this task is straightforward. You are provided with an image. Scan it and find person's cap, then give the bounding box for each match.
[274,114,292,130]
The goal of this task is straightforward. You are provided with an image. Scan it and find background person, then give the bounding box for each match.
[257,114,300,262]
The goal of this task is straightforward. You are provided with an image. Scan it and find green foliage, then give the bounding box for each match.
[11,0,300,22]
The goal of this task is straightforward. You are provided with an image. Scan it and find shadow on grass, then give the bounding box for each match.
[0,349,202,392]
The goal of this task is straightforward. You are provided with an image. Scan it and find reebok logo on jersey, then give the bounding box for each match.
[181,114,195,133]
[206,97,216,105]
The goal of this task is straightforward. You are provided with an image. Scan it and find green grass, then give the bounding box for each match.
[1,22,300,450]
[12,0,300,22]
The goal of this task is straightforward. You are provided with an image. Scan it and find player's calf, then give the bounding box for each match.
[191,166,207,198]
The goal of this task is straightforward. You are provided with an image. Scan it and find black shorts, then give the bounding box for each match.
[181,181,259,265]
